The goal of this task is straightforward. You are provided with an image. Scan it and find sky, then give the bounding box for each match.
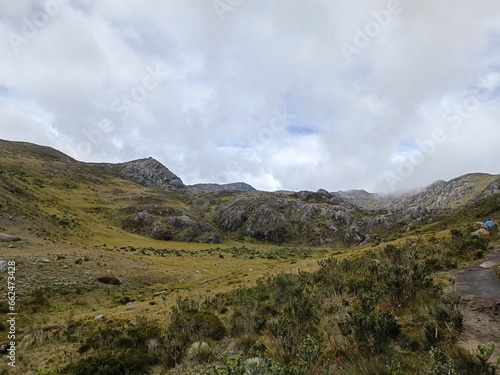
[1,0,500,193]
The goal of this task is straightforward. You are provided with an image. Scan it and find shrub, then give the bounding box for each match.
[62,353,128,375]
[245,357,268,375]
[187,341,212,364]
[164,298,227,366]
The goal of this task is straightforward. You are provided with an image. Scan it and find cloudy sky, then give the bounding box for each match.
[1,0,500,192]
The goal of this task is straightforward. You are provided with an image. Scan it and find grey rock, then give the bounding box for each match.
[116,157,185,190]
[0,233,21,242]
[479,261,498,269]
[123,205,220,243]
[471,229,488,236]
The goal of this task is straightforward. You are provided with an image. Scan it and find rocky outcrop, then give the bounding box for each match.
[363,215,394,229]
[110,157,185,190]
[123,205,220,243]
[332,189,384,210]
[150,215,220,243]
[476,178,500,200]
[214,193,359,245]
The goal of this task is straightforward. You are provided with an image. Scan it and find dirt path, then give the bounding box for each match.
[454,247,500,360]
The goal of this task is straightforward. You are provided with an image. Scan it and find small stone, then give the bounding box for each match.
[479,261,498,269]
[94,314,106,321]
[127,305,136,311]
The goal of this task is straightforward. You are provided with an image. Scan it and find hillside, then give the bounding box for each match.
[0,139,499,374]
[0,139,499,248]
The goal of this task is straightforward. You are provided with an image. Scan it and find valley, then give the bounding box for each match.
[0,139,499,374]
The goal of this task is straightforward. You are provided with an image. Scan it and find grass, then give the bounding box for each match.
[1,140,500,374]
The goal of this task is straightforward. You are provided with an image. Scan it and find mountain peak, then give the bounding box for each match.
[116,157,185,190]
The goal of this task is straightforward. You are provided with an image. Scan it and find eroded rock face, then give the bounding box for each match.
[116,157,185,190]
[151,215,220,243]
[478,178,500,199]
[123,205,221,244]
[364,215,394,229]
[214,193,359,245]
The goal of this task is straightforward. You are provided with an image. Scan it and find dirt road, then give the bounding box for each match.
[455,247,500,359]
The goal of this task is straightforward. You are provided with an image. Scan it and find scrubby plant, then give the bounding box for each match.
[45,229,498,374]
[245,357,265,374]
[187,341,212,364]
[475,342,500,374]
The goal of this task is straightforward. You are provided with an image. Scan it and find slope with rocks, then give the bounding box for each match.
[0,139,499,247]
[334,174,500,230]
[0,141,212,244]
[212,190,398,246]
[189,182,256,193]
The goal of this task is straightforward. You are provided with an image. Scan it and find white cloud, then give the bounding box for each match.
[1,0,499,192]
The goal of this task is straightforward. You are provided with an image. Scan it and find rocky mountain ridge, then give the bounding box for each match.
[0,139,498,246]
[189,182,256,192]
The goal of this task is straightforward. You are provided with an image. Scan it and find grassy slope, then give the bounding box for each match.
[1,140,499,373]
[0,145,340,373]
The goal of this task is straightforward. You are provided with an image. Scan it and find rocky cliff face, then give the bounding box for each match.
[111,157,185,190]
[379,174,499,222]
[122,204,220,243]
[213,192,370,246]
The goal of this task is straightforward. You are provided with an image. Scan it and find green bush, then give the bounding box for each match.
[187,341,212,364]
[62,352,128,375]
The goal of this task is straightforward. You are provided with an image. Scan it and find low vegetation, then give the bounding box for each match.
[13,227,498,374]
[1,141,499,374]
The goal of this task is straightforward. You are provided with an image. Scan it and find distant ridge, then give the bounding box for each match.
[189,182,256,193]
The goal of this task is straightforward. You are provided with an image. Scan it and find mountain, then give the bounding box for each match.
[332,189,385,210]
[0,139,498,247]
[99,157,185,190]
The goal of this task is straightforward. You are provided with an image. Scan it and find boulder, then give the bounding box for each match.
[0,233,21,242]
[471,229,488,236]
[479,261,498,269]
[96,276,121,285]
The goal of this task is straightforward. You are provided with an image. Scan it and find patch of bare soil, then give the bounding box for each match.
[455,247,500,362]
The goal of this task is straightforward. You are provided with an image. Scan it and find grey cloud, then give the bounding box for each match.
[0,0,499,192]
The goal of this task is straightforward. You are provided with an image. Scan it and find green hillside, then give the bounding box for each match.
[0,139,499,374]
